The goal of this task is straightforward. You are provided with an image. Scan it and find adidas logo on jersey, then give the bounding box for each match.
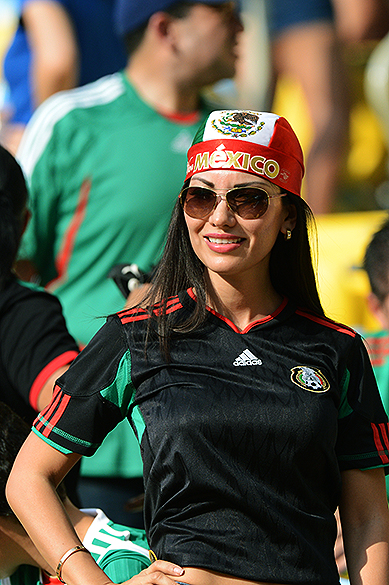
[233,349,262,366]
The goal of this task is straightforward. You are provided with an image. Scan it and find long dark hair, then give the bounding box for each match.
[143,187,324,356]
[0,145,28,290]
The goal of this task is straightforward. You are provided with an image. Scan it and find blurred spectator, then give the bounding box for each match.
[337,214,389,584]
[15,0,243,526]
[364,21,389,208]
[1,0,126,154]
[0,143,80,501]
[364,215,389,428]
[363,216,389,502]
[265,0,389,214]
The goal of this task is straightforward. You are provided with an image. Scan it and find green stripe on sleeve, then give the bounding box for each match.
[100,349,136,417]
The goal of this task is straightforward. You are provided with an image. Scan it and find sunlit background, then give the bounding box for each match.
[1,0,389,332]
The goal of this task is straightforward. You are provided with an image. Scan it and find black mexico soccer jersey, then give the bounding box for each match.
[33,290,389,584]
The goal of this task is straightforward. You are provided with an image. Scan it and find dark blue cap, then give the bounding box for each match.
[114,0,237,37]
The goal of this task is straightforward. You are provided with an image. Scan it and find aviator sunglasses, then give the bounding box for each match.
[179,185,286,220]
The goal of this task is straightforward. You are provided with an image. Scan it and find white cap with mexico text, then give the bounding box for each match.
[185,110,305,197]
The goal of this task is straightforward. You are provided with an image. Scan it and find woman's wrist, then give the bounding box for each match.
[58,544,113,585]
[56,545,90,583]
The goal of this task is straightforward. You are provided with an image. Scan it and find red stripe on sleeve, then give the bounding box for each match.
[34,384,62,432]
[29,350,79,410]
[41,393,71,438]
[372,423,389,464]
[379,422,389,454]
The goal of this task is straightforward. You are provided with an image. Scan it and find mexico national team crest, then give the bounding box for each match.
[290,366,330,393]
[211,111,265,138]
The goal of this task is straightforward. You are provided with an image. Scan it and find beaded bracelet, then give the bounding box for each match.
[56,545,90,583]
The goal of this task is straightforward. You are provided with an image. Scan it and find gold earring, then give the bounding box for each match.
[284,229,292,241]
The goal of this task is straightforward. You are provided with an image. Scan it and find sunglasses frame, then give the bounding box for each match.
[179,185,286,220]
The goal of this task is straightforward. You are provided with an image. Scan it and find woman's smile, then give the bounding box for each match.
[204,232,245,252]
[184,169,292,282]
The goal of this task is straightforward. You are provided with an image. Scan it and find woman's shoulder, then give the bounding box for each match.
[294,306,357,339]
[116,291,192,325]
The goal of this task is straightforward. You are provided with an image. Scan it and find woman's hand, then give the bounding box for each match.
[122,560,185,585]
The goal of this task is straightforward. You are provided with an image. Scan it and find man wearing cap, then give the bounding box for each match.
[16,0,243,526]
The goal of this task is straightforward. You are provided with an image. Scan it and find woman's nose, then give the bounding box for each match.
[208,195,236,226]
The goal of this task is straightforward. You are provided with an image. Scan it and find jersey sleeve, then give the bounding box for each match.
[336,333,389,472]
[32,315,136,455]
[17,95,66,283]
[0,285,79,411]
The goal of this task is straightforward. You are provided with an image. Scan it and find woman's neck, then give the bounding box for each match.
[205,271,283,331]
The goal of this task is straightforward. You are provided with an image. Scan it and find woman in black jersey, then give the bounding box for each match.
[7,111,389,585]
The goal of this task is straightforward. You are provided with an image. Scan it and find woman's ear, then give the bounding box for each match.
[281,203,297,235]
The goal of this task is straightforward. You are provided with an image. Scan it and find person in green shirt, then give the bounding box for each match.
[15,0,243,525]
[364,214,389,501]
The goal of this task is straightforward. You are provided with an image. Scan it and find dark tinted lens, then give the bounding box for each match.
[182,187,216,218]
[227,187,269,219]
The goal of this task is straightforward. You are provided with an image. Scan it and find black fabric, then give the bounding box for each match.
[35,291,389,585]
[0,277,81,504]
[0,277,79,419]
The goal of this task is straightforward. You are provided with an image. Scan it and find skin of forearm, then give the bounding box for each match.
[7,472,113,585]
[6,437,112,585]
[345,523,389,584]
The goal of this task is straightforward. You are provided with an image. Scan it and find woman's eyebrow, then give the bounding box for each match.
[191,177,215,187]
[192,177,273,189]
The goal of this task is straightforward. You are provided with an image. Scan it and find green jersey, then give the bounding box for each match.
[18,71,213,477]
[365,330,389,499]
[18,71,212,347]
[2,508,150,585]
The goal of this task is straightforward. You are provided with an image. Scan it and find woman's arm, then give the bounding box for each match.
[36,364,71,411]
[6,432,106,585]
[340,467,389,584]
[6,432,185,585]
